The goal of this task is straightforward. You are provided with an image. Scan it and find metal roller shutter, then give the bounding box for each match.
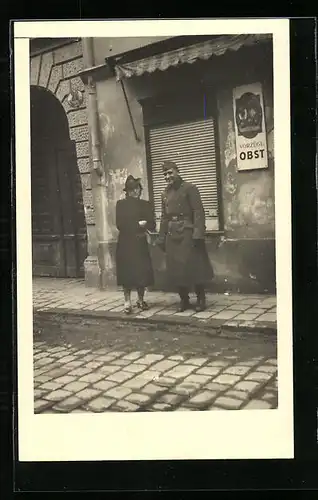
[149,117,219,231]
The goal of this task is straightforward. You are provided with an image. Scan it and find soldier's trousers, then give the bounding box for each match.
[178,285,205,301]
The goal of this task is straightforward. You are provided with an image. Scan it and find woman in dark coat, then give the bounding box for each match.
[116,175,155,314]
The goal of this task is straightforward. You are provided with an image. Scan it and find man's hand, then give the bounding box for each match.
[138,220,147,227]
[193,238,204,248]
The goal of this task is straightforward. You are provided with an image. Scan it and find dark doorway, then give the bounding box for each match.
[31,86,88,278]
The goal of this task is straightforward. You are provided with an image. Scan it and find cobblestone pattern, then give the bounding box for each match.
[34,341,278,414]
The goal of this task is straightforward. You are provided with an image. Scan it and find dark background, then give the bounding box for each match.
[0,6,317,495]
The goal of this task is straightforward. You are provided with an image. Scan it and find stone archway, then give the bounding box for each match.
[31,85,88,277]
[30,40,96,281]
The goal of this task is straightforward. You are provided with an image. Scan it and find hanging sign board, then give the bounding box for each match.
[233,82,269,171]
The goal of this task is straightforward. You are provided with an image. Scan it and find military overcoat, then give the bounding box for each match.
[158,177,214,288]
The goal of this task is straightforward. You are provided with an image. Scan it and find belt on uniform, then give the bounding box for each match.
[167,214,192,222]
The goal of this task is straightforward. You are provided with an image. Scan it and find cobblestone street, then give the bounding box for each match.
[33,313,278,413]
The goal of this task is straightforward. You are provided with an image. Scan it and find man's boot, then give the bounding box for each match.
[195,285,206,312]
[178,287,191,312]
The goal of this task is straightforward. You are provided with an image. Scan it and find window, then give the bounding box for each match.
[143,91,221,232]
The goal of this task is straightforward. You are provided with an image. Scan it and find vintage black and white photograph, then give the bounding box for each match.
[15,19,293,462]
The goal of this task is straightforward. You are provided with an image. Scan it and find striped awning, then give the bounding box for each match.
[114,34,271,81]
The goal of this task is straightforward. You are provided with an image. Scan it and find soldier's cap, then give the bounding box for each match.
[123,175,142,192]
[161,160,179,172]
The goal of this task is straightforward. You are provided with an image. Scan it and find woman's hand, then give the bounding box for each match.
[155,237,166,252]
[138,220,147,227]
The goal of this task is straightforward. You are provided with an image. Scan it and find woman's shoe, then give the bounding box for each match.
[136,300,149,311]
[124,304,133,314]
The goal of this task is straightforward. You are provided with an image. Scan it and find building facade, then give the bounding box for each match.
[30,34,275,294]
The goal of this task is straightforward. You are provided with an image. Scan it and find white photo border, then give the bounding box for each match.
[14,18,293,462]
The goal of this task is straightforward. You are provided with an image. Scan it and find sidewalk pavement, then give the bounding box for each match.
[33,278,277,335]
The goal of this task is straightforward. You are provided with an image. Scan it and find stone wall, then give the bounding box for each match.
[30,40,97,282]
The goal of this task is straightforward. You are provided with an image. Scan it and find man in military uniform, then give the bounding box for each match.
[156,160,214,312]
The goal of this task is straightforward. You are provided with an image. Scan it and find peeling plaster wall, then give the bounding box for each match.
[218,80,275,239]
[95,77,149,240]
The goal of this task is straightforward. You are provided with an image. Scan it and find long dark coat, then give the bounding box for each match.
[158,177,214,288]
[116,196,155,288]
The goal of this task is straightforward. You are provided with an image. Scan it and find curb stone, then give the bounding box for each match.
[33,306,277,340]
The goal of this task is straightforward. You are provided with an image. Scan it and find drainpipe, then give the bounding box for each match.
[82,38,103,177]
[82,37,111,290]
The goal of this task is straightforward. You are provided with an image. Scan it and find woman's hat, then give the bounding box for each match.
[123,175,142,192]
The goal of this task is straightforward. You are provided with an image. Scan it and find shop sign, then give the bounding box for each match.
[233,82,269,171]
